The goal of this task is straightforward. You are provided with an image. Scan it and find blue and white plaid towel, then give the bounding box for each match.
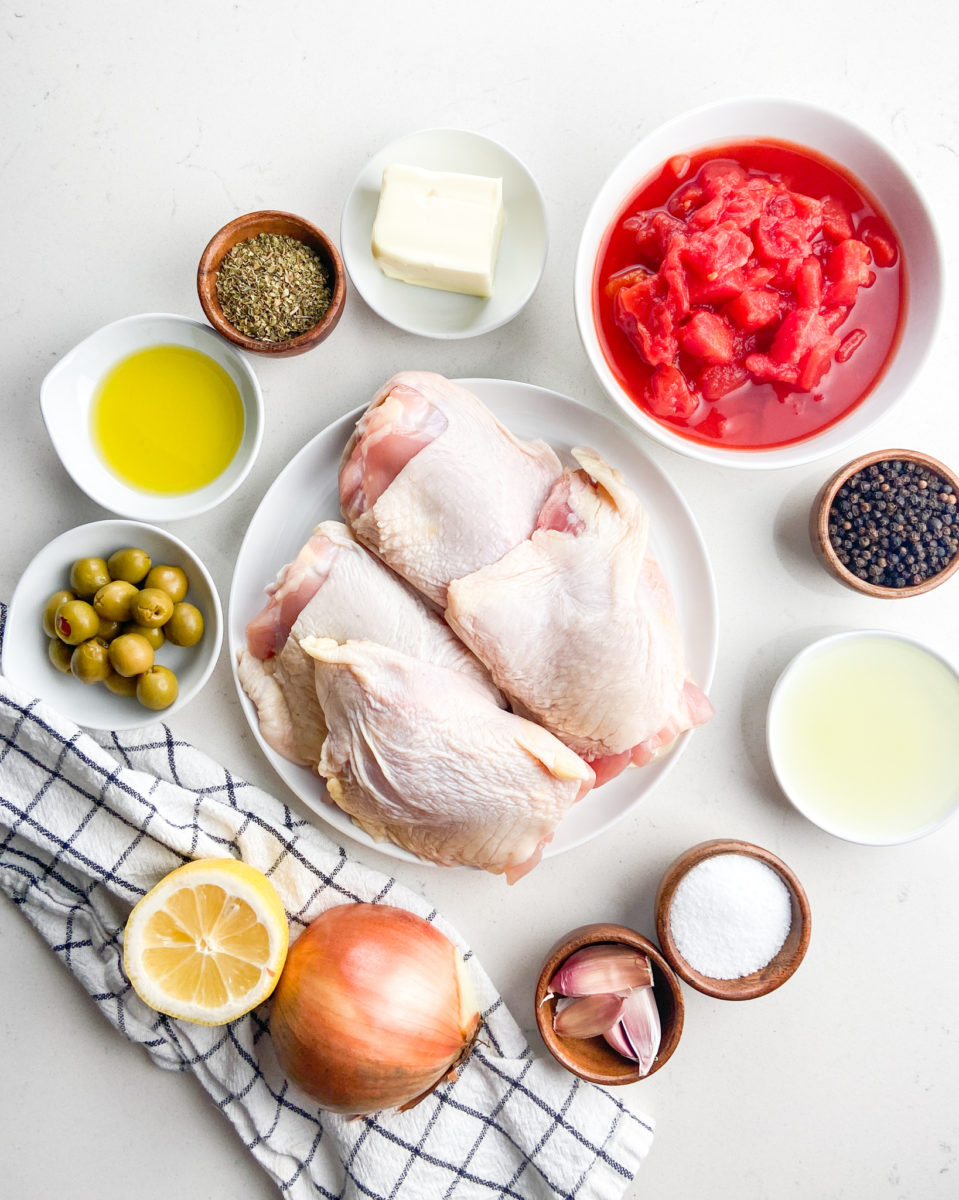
[0,605,653,1200]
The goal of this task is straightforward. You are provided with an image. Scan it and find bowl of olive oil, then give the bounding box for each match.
[41,313,263,521]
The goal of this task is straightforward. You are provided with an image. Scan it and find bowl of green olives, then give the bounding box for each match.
[3,519,223,731]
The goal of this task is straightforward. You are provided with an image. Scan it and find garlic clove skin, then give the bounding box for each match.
[550,945,653,997]
[552,992,625,1039]
[603,985,661,1076]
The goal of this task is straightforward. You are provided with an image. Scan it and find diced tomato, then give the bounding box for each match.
[667,154,691,180]
[686,195,726,230]
[698,362,748,401]
[823,239,874,307]
[836,328,867,363]
[771,308,830,365]
[823,307,849,333]
[744,264,777,288]
[623,211,687,266]
[821,196,855,243]
[795,256,823,309]
[718,189,764,230]
[660,233,691,319]
[648,364,697,418]
[860,225,898,268]
[668,183,704,218]
[687,268,748,304]
[699,161,748,198]
[744,353,800,385]
[604,267,650,300]
[677,311,736,362]
[682,225,752,279]
[790,192,824,232]
[724,287,781,332]
[754,192,815,262]
[615,274,678,366]
[798,334,841,390]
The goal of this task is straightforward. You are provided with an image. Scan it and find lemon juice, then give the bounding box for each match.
[92,344,244,494]
[768,632,959,843]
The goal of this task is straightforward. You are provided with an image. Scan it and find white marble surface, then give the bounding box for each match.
[2,2,959,1197]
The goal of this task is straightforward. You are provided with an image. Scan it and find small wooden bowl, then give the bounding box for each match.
[655,839,811,1001]
[811,448,959,598]
[534,923,684,1084]
[197,210,346,357]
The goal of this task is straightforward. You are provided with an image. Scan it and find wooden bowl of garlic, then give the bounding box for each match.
[534,922,684,1084]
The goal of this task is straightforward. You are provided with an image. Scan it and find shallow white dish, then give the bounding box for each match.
[40,313,264,521]
[574,96,944,470]
[3,519,223,732]
[340,129,548,339]
[228,378,718,866]
[767,629,959,845]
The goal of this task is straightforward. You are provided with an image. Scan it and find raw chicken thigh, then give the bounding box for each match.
[300,637,595,882]
[339,371,562,607]
[446,447,713,783]
[238,521,500,767]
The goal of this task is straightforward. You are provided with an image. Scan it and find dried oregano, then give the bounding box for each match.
[216,232,331,342]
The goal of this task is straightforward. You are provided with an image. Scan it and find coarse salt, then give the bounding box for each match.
[668,853,792,979]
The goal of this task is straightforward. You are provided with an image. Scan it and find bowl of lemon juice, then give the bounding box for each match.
[767,630,959,845]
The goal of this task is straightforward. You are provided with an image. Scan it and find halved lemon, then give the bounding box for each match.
[123,857,289,1025]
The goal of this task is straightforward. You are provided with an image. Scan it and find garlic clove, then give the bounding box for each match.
[603,985,661,1076]
[552,992,625,1039]
[550,945,653,997]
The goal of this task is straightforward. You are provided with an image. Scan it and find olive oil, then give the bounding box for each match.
[92,345,244,494]
[768,633,959,843]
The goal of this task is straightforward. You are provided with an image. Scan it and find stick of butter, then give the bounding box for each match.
[371,163,505,298]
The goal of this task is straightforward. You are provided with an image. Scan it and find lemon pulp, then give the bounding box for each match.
[123,857,288,1025]
[92,345,244,494]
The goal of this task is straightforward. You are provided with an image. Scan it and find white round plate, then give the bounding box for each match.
[229,379,718,867]
[4,519,223,731]
[340,129,547,338]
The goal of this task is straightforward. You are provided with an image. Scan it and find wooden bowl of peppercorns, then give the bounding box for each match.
[813,449,959,597]
[197,210,346,357]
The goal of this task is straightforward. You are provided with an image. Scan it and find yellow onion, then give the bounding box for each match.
[269,903,481,1116]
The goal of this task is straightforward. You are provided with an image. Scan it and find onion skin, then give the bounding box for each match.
[269,903,481,1116]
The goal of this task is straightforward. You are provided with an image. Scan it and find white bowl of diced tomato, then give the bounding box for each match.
[575,97,943,469]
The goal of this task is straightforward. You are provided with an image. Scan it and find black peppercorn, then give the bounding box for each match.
[828,458,959,589]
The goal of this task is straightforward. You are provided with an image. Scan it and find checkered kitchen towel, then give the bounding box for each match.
[0,606,653,1200]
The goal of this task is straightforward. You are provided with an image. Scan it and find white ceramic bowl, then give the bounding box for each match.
[3,519,223,731]
[40,313,264,520]
[575,97,944,469]
[766,629,959,844]
[340,128,548,338]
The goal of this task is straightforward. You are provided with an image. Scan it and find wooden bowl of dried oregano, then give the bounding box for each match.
[198,210,346,357]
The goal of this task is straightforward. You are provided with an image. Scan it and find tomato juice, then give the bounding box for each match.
[593,140,905,450]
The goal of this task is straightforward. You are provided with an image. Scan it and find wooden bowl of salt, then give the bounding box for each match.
[655,839,811,1001]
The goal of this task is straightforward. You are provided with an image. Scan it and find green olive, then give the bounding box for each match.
[131,587,175,628]
[137,665,178,711]
[165,602,204,647]
[42,589,75,638]
[104,669,139,697]
[93,579,139,623]
[97,617,123,642]
[54,599,100,645]
[70,638,111,685]
[69,556,111,598]
[108,632,155,678]
[107,546,152,585]
[48,637,74,673]
[144,564,188,603]
[122,621,165,650]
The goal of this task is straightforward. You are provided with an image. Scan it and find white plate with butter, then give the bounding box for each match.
[340,129,548,339]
